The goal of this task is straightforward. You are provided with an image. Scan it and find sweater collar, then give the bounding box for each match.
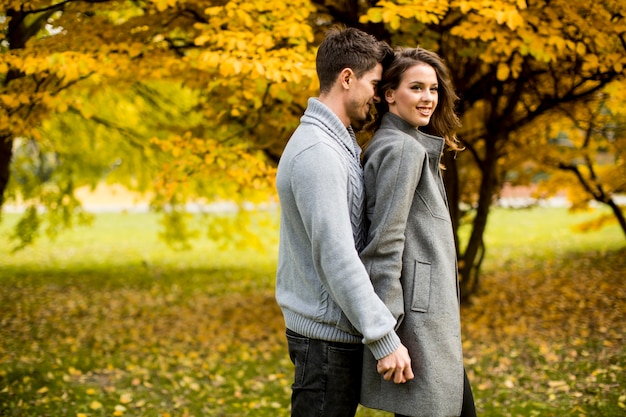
[301,98,361,160]
[380,112,445,158]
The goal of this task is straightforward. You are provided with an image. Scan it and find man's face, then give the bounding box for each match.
[346,63,382,126]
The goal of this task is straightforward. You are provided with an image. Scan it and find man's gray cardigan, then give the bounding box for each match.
[360,113,464,416]
[275,98,400,360]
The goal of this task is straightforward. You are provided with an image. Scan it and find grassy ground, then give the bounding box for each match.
[0,207,624,416]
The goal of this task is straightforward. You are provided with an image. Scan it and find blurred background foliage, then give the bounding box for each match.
[1,0,625,297]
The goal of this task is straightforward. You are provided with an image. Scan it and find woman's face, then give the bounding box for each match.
[385,62,438,128]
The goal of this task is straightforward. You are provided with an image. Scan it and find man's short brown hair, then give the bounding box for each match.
[316,27,393,94]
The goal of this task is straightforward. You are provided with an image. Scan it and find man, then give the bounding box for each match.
[275,27,414,417]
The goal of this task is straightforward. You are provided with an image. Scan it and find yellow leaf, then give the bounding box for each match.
[496,63,510,81]
[90,401,103,410]
[495,10,506,25]
[219,61,234,77]
[57,101,69,113]
[120,393,132,404]
[548,380,567,387]
[153,0,168,12]
[37,386,48,394]
[382,7,399,27]
[389,15,401,30]
[506,12,524,30]
[458,1,472,14]
[204,6,221,15]
[68,367,82,376]
[363,8,383,23]
[0,94,17,107]
[194,35,211,46]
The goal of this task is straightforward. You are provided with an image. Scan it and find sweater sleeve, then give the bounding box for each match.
[361,132,425,326]
[290,142,400,359]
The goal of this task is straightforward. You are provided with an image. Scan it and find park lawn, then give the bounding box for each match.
[0,206,624,416]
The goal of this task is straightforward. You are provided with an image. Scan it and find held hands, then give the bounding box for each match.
[376,343,414,384]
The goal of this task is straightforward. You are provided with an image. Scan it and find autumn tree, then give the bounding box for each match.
[1,0,317,248]
[351,0,626,297]
[511,80,626,238]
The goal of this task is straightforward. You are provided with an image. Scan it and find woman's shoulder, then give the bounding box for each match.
[367,127,426,156]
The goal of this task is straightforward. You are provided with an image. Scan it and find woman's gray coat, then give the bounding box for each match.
[360,113,464,417]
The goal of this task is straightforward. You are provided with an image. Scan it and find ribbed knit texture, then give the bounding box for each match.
[300,99,367,252]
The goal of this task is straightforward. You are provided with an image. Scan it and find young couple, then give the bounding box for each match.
[275,27,477,417]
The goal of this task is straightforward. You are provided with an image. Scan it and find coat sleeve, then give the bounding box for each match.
[361,133,425,327]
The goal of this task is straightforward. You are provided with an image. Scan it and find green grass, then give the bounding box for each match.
[0,207,624,416]
[476,205,624,265]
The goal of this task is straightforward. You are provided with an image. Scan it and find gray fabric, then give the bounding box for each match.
[275,98,401,360]
[360,112,464,416]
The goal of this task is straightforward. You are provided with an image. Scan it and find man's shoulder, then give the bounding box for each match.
[283,125,344,160]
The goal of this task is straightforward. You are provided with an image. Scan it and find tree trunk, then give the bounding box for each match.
[442,150,461,255]
[606,198,626,240]
[458,139,499,301]
[2,8,29,210]
[0,133,13,210]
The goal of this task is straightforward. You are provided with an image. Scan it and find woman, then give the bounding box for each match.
[359,47,477,417]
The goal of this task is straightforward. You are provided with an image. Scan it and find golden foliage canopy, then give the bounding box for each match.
[1,0,318,246]
[2,0,625,249]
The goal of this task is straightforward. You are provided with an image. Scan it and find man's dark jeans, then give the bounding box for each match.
[286,329,363,417]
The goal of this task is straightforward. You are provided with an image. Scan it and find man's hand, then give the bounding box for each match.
[376,343,414,384]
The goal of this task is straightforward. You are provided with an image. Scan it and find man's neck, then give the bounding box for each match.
[318,94,350,128]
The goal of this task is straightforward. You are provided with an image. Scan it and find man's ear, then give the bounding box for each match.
[339,68,353,90]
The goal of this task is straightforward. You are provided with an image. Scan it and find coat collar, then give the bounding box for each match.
[380,112,445,159]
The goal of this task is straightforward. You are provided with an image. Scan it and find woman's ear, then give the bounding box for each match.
[385,89,395,104]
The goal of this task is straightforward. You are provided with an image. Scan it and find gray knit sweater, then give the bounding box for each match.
[275,98,400,359]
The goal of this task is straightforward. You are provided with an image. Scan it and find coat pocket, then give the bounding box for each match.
[416,193,451,222]
[410,260,432,313]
